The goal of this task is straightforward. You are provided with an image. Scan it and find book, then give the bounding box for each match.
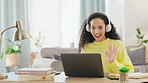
[17,73,54,81]
[15,68,54,75]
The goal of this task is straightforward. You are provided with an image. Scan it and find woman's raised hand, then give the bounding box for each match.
[106,43,118,63]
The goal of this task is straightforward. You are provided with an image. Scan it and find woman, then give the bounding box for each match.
[79,11,134,74]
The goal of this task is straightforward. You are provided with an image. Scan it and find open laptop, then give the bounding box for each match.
[61,53,104,77]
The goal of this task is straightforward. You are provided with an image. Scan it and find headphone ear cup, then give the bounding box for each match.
[86,24,90,32]
[106,24,111,32]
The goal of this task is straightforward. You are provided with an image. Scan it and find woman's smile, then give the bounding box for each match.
[94,34,101,39]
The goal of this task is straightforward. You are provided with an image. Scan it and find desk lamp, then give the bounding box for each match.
[0,20,31,79]
[0,20,31,53]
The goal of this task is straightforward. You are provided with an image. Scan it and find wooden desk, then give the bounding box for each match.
[0,72,148,83]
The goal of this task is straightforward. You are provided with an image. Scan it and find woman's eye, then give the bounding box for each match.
[92,27,95,29]
[99,26,103,29]
[91,26,95,29]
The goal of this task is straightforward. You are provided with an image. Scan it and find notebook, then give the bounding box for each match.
[61,53,104,77]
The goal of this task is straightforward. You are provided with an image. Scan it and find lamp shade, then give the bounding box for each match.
[14,29,31,41]
[13,20,31,41]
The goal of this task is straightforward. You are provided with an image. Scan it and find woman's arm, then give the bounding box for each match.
[109,41,134,73]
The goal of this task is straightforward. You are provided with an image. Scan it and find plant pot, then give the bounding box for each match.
[119,72,128,82]
[5,54,18,67]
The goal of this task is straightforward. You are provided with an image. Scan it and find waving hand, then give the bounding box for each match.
[106,43,118,63]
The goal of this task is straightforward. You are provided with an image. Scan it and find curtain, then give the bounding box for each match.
[79,0,106,27]
[61,0,80,47]
[28,0,62,49]
[28,0,79,49]
[0,0,30,72]
[28,0,105,49]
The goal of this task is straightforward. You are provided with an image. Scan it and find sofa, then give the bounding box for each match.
[32,46,148,72]
[32,47,78,72]
[126,45,148,72]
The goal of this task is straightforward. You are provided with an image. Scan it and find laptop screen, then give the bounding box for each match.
[61,53,104,77]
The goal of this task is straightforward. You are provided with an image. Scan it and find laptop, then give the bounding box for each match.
[61,53,104,77]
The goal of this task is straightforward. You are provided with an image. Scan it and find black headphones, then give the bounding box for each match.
[86,12,111,32]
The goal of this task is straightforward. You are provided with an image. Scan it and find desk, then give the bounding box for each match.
[0,72,148,83]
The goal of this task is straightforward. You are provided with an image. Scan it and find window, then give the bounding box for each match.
[28,0,79,50]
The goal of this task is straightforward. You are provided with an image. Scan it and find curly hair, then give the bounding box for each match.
[78,12,120,53]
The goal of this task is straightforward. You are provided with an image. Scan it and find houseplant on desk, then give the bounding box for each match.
[0,40,21,66]
[119,66,129,82]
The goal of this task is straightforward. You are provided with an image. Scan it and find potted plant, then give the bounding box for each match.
[0,40,21,66]
[119,66,129,82]
[29,31,44,67]
[136,26,148,47]
[34,31,44,50]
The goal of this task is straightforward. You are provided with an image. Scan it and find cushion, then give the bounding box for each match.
[126,46,146,65]
[41,47,60,58]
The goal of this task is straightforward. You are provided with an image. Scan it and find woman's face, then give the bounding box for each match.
[90,18,106,42]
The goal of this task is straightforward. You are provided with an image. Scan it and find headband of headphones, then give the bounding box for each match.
[86,12,111,32]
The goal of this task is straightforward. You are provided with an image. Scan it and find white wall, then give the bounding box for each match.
[124,0,148,45]
[106,0,148,45]
[106,0,125,41]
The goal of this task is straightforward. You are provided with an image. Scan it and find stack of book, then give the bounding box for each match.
[15,68,54,81]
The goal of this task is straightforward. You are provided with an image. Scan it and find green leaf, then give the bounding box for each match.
[0,53,3,59]
[140,34,145,39]
[5,47,10,54]
[15,50,21,54]
[136,34,140,39]
[9,48,14,53]
[136,27,141,35]
[143,40,148,43]
[119,66,129,73]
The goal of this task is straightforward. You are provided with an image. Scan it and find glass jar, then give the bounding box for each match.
[119,72,128,83]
